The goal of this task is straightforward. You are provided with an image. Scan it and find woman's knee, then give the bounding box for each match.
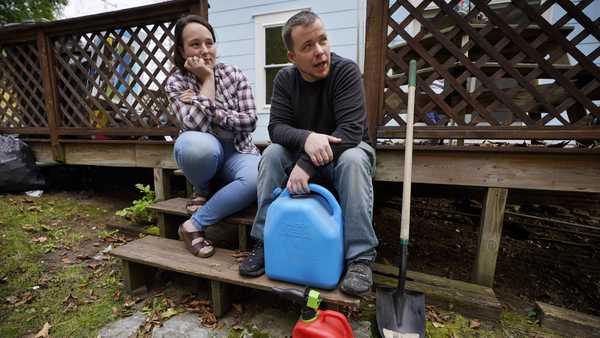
[174,131,222,164]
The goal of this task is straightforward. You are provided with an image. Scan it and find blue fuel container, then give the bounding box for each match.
[264,183,344,289]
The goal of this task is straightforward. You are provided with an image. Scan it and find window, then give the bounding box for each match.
[264,25,289,105]
[254,9,306,109]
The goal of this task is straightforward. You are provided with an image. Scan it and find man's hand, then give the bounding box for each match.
[184,56,213,82]
[287,164,310,195]
[304,132,342,166]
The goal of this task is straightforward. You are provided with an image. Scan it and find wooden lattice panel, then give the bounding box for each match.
[0,42,47,128]
[379,0,600,140]
[52,21,178,131]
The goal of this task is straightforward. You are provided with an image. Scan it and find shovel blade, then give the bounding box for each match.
[376,286,426,338]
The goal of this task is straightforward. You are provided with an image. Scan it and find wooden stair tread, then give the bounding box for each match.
[111,235,360,307]
[536,301,600,338]
[149,198,256,225]
[373,263,502,321]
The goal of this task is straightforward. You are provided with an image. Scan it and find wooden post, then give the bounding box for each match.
[210,280,231,317]
[473,187,508,287]
[122,260,154,292]
[153,167,171,201]
[363,0,388,144]
[37,31,64,162]
[157,213,180,239]
[238,224,248,251]
[190,0,209,18]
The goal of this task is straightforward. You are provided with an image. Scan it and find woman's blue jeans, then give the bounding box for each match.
[174,131,260,231]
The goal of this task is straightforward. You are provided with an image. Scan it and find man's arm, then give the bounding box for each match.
[329,60,366,157]
[268,69,311,152]
[295,61,366,176]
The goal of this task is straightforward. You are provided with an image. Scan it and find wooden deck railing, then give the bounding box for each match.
[364,0,600,142]
[0,0,207,158]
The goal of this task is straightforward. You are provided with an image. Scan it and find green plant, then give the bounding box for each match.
[116,184,156,224]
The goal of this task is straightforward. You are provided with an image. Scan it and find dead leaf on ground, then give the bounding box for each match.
[161,307,178,320]
[199,311,218,328]
[32,236,48,243]
[113,289,121,301]
[432,321,445,328]
[27,206,42,212]
[470,319,481,329]
[231,252,249,258]
[10,292,34,306]
[143,311,163,333]
[63,293,79,313]
[61,257,75,265]
[21,224,37,231]
[87,261,102,270]
[34,322,51,338]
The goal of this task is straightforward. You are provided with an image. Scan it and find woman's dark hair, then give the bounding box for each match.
[173,15,216,71]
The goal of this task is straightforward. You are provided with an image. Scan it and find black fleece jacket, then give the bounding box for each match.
[268,53,370,177]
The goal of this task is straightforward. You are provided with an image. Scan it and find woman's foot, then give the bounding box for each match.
[178,219,215,258]
[186,194,207,213]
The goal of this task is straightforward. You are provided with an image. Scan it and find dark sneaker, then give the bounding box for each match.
[239,241,264,277]
[340,262,373,296]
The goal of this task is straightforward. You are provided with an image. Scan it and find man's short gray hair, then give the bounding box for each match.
[282,10,321,51]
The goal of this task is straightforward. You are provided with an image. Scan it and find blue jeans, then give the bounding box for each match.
[250,142,378,263]
[174,131,260,231]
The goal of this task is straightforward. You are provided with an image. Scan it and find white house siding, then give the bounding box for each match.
[208,0,362,142]
[552,0,600,66]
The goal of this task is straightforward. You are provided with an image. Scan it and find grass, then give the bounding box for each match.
[0,193,126,338]
[0,192,567,338]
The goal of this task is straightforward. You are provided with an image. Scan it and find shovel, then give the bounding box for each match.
[376,59,426,338]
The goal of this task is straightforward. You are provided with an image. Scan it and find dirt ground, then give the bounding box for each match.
[373,182,600,318]
[2,166,599,337]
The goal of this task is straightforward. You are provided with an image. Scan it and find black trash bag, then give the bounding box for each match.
[0,136,45,193]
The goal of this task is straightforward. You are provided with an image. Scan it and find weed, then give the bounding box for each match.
[115,184,156,224]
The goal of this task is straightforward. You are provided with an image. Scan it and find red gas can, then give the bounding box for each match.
[292,309,354,338]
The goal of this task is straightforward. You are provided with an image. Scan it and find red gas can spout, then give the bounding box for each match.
[291,289,354,338]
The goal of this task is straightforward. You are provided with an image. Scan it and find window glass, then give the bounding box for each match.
[265,26,288,65]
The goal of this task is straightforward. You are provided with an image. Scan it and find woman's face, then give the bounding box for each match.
[179,22,216,67]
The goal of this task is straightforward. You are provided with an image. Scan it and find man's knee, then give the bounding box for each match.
[336,147,372,175]
[258,143,290,171]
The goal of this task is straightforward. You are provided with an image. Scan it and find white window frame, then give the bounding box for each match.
[253,9,307,110]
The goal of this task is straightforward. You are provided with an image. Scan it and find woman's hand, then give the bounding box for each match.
[180,89,193,104]
[184,56,213,82]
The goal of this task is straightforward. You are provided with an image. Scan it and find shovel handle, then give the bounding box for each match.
[400,60,416,243]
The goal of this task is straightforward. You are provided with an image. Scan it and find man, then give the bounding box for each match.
[239,10,378,296]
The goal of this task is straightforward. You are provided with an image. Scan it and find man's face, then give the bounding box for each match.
[287,19,331,82]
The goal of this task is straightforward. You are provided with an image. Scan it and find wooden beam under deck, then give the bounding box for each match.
[29,140,600,193]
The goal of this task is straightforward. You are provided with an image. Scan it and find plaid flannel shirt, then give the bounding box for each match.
[166,63,259,154]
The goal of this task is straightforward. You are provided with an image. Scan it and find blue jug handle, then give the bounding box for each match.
[272,184,342,224]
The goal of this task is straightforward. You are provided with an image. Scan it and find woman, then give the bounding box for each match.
[166,15,260,258]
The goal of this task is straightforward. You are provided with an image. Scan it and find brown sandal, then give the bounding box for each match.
[178,223,215,258]
[186,194,207,214]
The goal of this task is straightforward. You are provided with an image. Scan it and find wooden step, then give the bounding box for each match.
[536,301,600,338]
[111,235,360,317]
[373,263,502,322]
[149,197,256,225]
[149,197,256,250]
